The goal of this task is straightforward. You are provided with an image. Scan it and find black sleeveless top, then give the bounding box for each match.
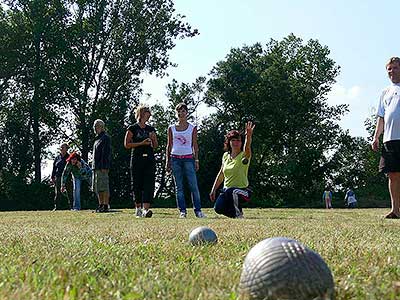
[127,123,156,159]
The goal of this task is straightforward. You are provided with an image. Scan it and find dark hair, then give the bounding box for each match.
[386,57,400,67]
[175,102,188,112]
[224,130,244,153]
[66,151,81,162]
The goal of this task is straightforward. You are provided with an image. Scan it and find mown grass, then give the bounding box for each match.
[0,208,399,300]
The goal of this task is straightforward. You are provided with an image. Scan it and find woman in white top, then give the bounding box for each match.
[166,103,205,218]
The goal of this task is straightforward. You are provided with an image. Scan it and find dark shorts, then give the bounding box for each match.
[379,140,400,173]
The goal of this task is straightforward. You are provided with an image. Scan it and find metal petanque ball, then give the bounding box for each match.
[189,226,218,246]
[242,157,249,165]
[239,237,335,300]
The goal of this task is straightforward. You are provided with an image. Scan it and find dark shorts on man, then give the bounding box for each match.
[379,140,400,173]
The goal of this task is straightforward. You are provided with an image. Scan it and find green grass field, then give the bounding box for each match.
[0,208,399,300]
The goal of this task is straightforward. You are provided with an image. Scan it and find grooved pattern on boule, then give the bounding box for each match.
[239,237,335,300]
[188,226,218,246]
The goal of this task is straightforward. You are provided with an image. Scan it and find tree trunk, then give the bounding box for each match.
[32,32,42,183]
[32,94,41,182]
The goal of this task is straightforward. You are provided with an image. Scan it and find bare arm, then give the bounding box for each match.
[165,127,173,171]
[210,166,224,202]
[150,131,158,149]
[372,117,384,152]
[124,130,151,149]
[192,126,199,171]
[244,121,255,158]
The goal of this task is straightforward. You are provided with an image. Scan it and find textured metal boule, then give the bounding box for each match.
[189,226,218,246]
[239,237,335,300]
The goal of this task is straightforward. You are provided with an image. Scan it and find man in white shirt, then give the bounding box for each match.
[372,57,400,219]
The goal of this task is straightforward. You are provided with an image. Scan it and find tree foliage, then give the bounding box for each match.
[0,0,198,209]
[204,34,348,206]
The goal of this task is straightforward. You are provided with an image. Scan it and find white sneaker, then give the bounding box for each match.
[179,211,187,218]
[195,211,206,218]
[135,208,142,218]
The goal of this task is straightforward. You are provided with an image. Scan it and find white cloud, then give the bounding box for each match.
[327,84,361,105]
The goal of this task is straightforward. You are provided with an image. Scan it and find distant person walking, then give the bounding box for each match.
[51,143,70,210]
[124,104,158,218]
[61,152,92,211]
[92,119,112,213]
[372,57,400,219]
[166,103,205,218]
[210,122,255,218]
[344,189,357,208]
[322,190,332,209]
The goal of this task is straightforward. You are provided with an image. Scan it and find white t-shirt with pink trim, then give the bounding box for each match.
[170,123,195,155]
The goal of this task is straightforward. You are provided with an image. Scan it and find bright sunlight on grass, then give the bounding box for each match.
[0,208,399,299]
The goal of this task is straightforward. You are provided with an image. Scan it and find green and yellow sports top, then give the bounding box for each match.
[222,151,250,189]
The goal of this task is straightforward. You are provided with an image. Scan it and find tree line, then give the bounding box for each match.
[0,0,388,210]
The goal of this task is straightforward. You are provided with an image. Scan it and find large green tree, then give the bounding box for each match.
[0,0,199,209]
[59,0,198,162]
[204,34,347,206]
[0,0,70,182]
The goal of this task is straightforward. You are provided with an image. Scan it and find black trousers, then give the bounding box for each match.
[54,176,72,209]
[130,156,156,204]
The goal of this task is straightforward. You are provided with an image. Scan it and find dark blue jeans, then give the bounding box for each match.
[214,187,251,218]
[171,157,201,213]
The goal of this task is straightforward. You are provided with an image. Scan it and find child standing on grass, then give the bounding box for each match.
[344,189,357,208]
[322,190,333,209]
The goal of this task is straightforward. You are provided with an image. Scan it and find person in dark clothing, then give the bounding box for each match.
[92,119,112,213]
[51,143,71,210]
[124,104,158,218]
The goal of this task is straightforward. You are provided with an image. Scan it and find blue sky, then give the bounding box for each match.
[141,0,400,138]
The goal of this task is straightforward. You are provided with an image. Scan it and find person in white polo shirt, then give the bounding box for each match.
[166,103,206,218]
[372,57,400,219]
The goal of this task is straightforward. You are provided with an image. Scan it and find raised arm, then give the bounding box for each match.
[244,121,255,159]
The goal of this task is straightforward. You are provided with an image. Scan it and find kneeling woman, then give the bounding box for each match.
[210,121,255,218]
[61,152,93,211]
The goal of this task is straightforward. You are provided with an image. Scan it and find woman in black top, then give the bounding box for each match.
[124,104,158,218]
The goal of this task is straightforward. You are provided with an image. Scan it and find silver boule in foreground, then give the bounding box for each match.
[239,237,334,300]
[189,226,218,246]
